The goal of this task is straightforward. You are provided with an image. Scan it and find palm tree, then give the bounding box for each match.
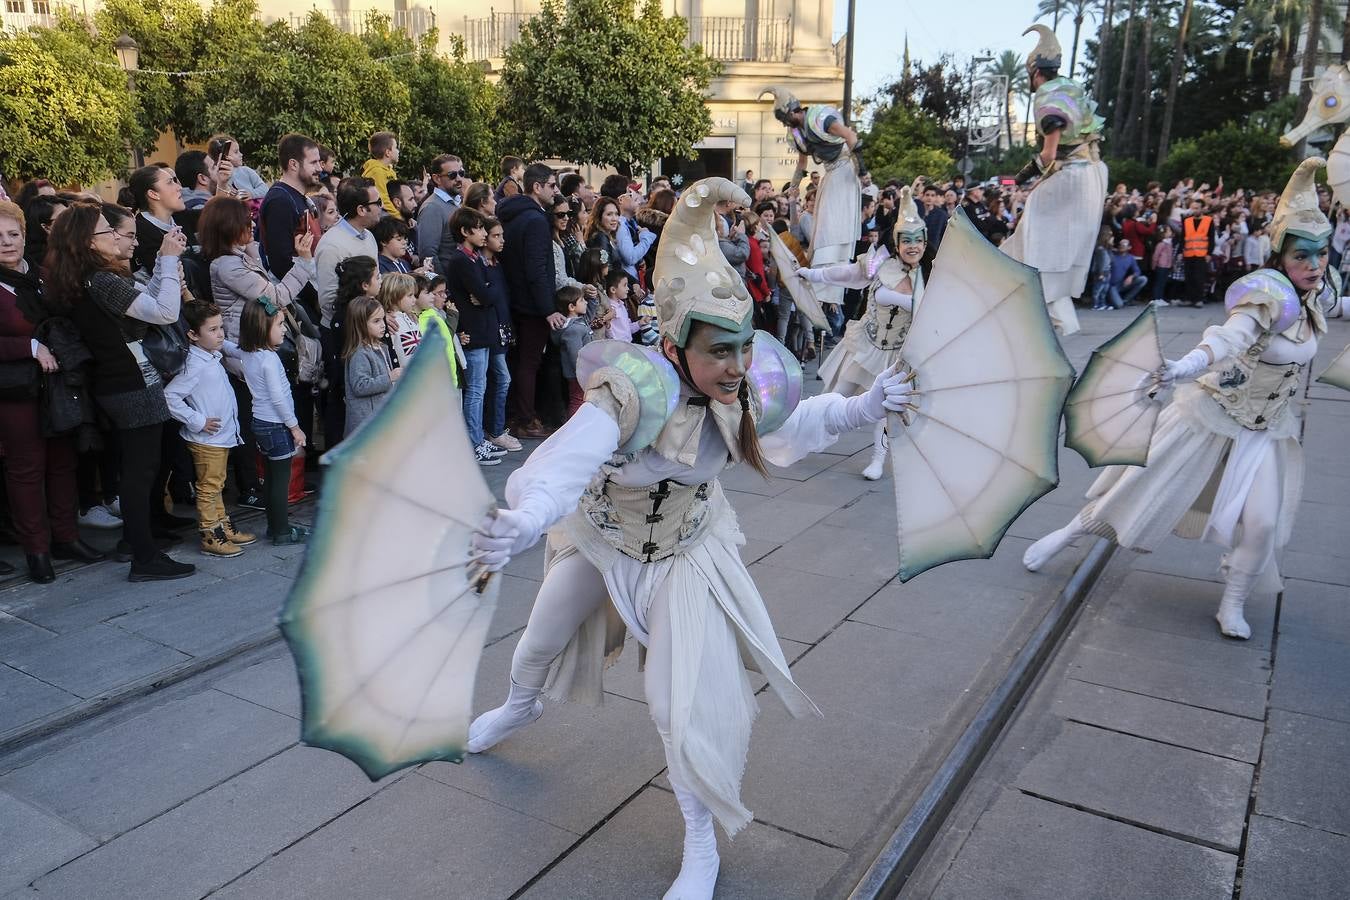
[1093,0,1116,103]
[1157,0,1194,165]
[1109,0,1138,149]
[1228,0,1318,93]
[986,50,1026,150]
[1296,0,1325,120]
[1037,0,1094,78]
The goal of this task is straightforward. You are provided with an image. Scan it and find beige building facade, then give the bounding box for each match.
[2,0,845,186]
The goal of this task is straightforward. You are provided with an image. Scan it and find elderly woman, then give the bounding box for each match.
[0,201,102,582]
[46,203,195,582]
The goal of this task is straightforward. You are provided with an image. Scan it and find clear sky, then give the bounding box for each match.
[834,0,1095,114]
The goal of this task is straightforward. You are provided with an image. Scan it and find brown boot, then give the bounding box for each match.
[220,518,258,546]
[200,526,244,558]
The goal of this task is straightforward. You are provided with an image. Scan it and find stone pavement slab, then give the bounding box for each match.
[106,570,291,657]
[1093,568,1277,651]
[208,652,301,719]
[0,791,97,895]
[745,561,880,645]
[930,788,1235,900]
[1014,721,1253,851]
[521,786,849,899]
[29,746,387,900]
[1240,815,1350,900]
[1276,577,1350,645]
[1268,633,1350,722]
[1051,679,1264,764]
[1065,644,1268,719]
[212,772,575,900]
[1255,709,1350,835]
[2,624,188,699]
[0,665,79,734]
[0,690,294,841]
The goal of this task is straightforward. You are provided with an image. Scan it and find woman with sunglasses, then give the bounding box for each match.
[47,202,196,582]
[550,196,596,304]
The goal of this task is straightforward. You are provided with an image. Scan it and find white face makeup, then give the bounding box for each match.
[665,321,756,405]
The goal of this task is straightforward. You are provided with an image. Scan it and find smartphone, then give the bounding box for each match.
[295,210,312,238]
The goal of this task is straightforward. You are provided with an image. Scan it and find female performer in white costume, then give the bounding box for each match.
[1023,159,1349,640]
[1000,24,1108,337]
[467,178,913,900]
[798,187,927,480]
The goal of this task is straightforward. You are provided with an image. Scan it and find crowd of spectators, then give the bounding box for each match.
[0,129,1329,586]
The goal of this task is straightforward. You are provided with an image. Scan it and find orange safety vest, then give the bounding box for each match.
[1182,215,1212,258]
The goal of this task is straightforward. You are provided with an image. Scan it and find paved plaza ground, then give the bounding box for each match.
[0,304,1346,898]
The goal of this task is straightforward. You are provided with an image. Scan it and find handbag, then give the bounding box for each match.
[0,359,40,401]
[283,305,323,385]
[142,321,190,381]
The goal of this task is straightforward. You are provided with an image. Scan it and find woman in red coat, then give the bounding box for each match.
[0,199,102,582]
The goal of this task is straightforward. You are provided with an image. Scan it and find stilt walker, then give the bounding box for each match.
[1000,24,1108,338]
[467,178,915,900]
[1023,159,1350,639]
[798,187,927,480]
[760,86,862,307]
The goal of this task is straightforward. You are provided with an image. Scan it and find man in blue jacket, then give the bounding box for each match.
[499,163,562,439]
[1106,238,1148,308]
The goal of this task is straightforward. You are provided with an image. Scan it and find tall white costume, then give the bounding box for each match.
[1000,24,1108,338]
[1024,160,1349,640]
[762,86,862,307]
[800,187,927,480]
[468,178,913,900]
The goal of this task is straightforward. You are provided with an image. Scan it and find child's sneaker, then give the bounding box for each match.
[220,519,258,546]
[489,432,523,452]
[201,526,244,558]
[474,441,503,466]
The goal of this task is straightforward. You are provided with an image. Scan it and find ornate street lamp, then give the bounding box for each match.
[114,33,143,168]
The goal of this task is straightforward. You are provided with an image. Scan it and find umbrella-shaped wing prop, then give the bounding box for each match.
[1317,342,1350,391]
[889,209,1074,582]
[766,228,830,331]
[280,327,500,780]
[1063,305,1166,467]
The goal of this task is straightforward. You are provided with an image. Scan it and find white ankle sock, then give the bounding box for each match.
[1023,518,1086,571]
[1216,569,1256,640]
[862,420,888,481]
[466,679,544,753]
[663,778,720,900]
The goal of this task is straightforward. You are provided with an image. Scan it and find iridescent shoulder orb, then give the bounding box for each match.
[747,331,803,435]
[1225,269,1301,334]
[577,341,682,453]
[1035,77,1105,143]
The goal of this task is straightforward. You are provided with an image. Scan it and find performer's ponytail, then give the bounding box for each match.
[738,379,771,479]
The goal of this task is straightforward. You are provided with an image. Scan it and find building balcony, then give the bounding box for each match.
[463,10,793,64]
[286,6,436,41]
[1,0,58,32]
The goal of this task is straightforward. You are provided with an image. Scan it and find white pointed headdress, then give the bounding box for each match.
[1023,24,1062,74]
[653,177,754,346]
[760,86,802,125]
[894,186,926,242]
[1270,157,1332,250]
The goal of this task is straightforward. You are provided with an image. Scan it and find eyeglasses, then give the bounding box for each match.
[552,212,571,219]
[92,229,116,236]
[442,170,466,180]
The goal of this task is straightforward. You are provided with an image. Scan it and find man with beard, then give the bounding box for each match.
[417,154,468,265]
[260,133,323,279]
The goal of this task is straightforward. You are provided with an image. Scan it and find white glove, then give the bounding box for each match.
[471,507,544,572]
[1132,369,1169,405]
[862,365,914,421]
[797,267,825,284]
[1160,347,1211,388]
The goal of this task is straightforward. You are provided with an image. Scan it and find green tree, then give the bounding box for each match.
[985,50,1026,149]
[194,12,411,171]
[499,0,719,176]
[360,23,500,178]
[861,103,954,184]
[1155,122,1293,190]
[0,20,140,183]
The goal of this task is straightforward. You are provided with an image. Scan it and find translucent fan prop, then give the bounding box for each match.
[765,228,830,331]
[1063,305,1166,467]
[280,327,500,780]
[889,209,1075,582]
[1317,342,1350,391]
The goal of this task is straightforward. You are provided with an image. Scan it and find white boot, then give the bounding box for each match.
[1215,568,1256,640]
[466,679,544,753]
[663,778,720,900]
[862,420,888,481]
[1022,518,1087,571]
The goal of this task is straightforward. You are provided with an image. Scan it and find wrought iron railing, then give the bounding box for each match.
[687,16,791,63]
[288,7,436,40]
[462,11,793,64]
[463,11,533,61]
[0,4,58,32]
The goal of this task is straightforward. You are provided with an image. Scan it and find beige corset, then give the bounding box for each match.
[1200,352,1303,431]
[863,296,911,350]
[578,477,714,562]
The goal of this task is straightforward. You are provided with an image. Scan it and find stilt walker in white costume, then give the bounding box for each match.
[798,186,927,480]
[761,86,863,308]
[1000,24,1108,338]
[467,178,915,900]
[1023,159,1350,640]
